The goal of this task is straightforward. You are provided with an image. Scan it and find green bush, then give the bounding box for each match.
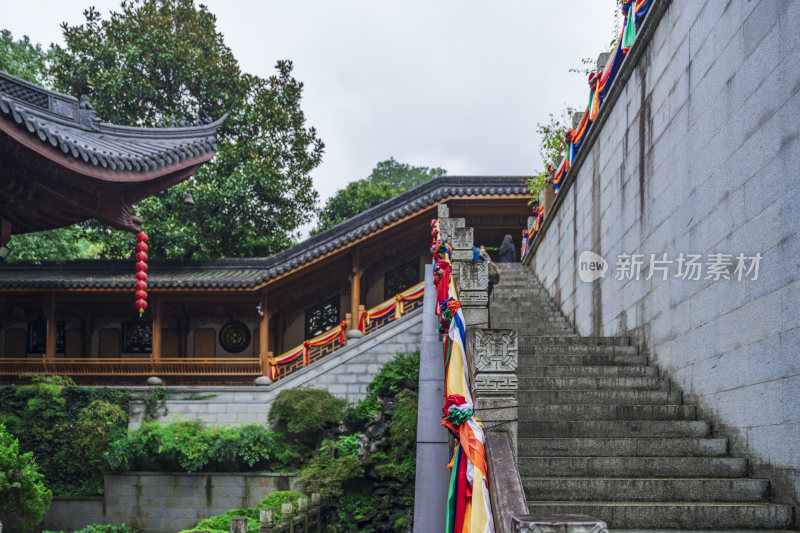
[348,350,420,428]
[268,387,349,438]
[366,350,419,399]
[105,421,296,473]
[0,423,53,533]
[257,490,306,522]
[178,491,306,533]
[0,376,133,496]
[297,439,364,496]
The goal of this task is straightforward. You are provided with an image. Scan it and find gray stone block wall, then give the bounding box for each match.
[129,310,424,426]
[42,473,297,533]
[528,0,800,508]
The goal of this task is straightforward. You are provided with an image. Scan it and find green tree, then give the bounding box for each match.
[0,29,51,85]
[313,158,445,234]
[5,0,323,261]
[0,423,53,532]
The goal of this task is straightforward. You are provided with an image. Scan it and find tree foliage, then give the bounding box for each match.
[4,0,323,261]
[0,376,133,496]
[0,29,51,85]
[313,158,445,234]
[0,423,53,533]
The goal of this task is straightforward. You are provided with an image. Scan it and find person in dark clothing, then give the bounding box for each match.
[499,234,516,263]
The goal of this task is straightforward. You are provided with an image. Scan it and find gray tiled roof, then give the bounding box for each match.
[0,70,224,172]
[0,176,528,289]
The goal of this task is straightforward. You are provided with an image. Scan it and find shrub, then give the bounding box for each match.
[0,376,133,496]
[257,490,306,522]
[178,491,306,533]
[0,423,53,533]
[348,350,420,428]
[365,350,419,399]
[297,439,364,496]
[105,421,296,473]
[268,387,349,438]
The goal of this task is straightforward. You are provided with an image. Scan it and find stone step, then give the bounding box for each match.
[610,530,798,533]
[518,376,669,391]
[518,438,729,457]
[518,354,648,366]
[492,314,568,322]
[519,420,710,438]
[525,502,793,530]
[521,404,695,421]
[523,478,769,502]
[521,344,639,355]
[519,335,631,345]
[518,389,682,405]
[519,365,658,377]
[517,456,747,477]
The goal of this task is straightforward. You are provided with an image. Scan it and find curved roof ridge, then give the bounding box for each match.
[0,176,529,288]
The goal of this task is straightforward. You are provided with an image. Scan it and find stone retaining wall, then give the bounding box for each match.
[526,0,800,508]
[42,472,298,533]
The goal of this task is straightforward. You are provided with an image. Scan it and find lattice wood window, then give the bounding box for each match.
[385,259,420,300]
[305,296,340,339]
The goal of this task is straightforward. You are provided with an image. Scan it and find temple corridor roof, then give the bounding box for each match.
[0,176,529,290]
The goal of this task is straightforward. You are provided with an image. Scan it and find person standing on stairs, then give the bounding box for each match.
[499,234,516,262]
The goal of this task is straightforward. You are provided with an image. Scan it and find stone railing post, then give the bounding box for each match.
[311,492,322,533]
[260,509,274,532]
[297,497,309,532]
[471,329,519,457]
[281,501,294,525]
[230,517,248,533]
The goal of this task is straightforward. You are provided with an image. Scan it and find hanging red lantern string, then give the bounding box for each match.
[134,232,149,317]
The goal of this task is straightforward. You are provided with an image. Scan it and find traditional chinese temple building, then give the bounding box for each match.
[0,70,226,241]
[0,175,530,385]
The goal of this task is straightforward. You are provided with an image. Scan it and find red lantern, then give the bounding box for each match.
[134,232,150,316]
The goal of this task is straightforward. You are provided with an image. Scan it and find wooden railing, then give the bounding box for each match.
[0,358,261,377]
[0,282,425,385]
[269,281,425,382]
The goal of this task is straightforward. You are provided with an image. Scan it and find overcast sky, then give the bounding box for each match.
[3,0,618,215]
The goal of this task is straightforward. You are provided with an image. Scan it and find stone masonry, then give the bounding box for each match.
[126,310,423,426]
[526,0,800,512]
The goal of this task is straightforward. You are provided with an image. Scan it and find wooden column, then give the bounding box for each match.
[151,296,162,363]
[259,291,270,376]
[45,293,56,360]
[349,249,362,333]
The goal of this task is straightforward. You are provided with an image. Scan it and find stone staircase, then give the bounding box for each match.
[490,263,795,532]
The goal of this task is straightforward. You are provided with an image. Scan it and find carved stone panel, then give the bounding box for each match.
[474,329,518,373]
[451,228,474,251]
[458,262,489,292]
[458,290,489,307]
[437,204,449,218]
[452,250,475,262]
[473,373,518,392]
